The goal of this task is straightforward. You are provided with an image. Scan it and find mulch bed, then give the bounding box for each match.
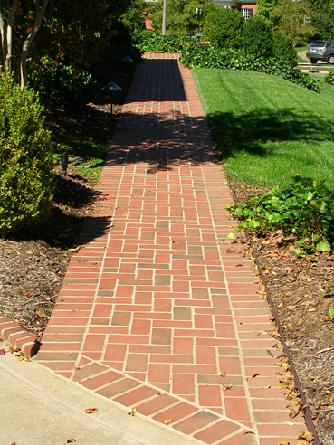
[0,94,116,337]
[229,181,334,445]
[0,169,96,337]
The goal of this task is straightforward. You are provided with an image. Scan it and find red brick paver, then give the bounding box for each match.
[0,312,38,357]
[35,53,307,444]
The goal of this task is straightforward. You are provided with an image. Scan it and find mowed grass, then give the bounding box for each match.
[193,68,334,187]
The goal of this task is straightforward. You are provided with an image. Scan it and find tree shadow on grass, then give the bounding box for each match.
[101,106,334,174]
[206,108,334,160]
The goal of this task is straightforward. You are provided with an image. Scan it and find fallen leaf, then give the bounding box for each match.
[223,384,233,391]
[0,348,5,356]
[164,418,174,424]
[36,309,46,318]
[84,407,98,414]
[289,406,301,419]
[278,441,290,445]
[128,408,136,416]
[220,372,226,377]
[67,440,77,444]
[299,431,313,442]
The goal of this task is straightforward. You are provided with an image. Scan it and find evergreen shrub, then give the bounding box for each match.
[272,31,298,67]
[204,8,244,49]
[0,73,53,235]
[242,16,273,58]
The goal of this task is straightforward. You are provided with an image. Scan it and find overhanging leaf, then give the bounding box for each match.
[316,240,331,252]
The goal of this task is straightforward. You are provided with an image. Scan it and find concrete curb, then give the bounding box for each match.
[0,340,202,445]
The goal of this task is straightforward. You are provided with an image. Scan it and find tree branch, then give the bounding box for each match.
[20,0,49,88]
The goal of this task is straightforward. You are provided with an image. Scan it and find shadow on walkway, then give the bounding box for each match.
[103,106,334,173]
[126,59,186,103]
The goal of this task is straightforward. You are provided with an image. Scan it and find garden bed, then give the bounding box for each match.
[0,95,117,337]
[230,181,334,445]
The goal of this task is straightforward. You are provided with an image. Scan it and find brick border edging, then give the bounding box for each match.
[0,311,40,357]
[71,356,251,444]
[253,255,321,445]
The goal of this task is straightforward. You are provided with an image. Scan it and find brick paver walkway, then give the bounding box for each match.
[36,54,307,444]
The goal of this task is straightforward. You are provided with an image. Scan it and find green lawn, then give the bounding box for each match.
[53,135,106,182]
[193,68,334,187]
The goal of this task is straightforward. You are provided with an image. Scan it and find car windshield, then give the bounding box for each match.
[310,41,326,47]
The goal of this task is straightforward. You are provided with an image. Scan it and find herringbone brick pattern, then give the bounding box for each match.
[35,53,307,444]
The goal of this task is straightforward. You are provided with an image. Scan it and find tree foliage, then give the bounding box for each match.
[309,0,334,39]
[270,0,318,44]
[257,0,280,20]
[0,0,143,90]
[148,0,216,35]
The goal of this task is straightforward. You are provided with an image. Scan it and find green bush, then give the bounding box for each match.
[228,177,334,254]
[272,32,297,67]
[30,57,95,106]
[134,30,191,53]
[242,16,273,58]
[325,70,334,85]
[0,73,53,235]
[204,8,244,49]
[180,43,320,92]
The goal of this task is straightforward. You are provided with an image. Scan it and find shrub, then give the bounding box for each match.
[228,177,334,254]
[134,30,191,53]
[325,70,334,85]
[30,57,95,106]
[0,73,53,235]
[242,16,273,58]
[272,32,297,67]
[204,8,244,49]
[180,43,320,92]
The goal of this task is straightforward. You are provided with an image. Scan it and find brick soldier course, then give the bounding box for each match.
[32,53,307,444]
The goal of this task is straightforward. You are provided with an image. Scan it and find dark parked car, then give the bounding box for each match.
[306,40,334,64]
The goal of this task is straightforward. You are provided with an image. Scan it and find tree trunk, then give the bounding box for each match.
[162,0,167,35]
[5,18,12,70]
[0,8,8,70]
[20,0,49,89]
[0,0,18,72]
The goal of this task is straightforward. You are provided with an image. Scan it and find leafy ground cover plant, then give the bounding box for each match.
[228,178,334,254]
[30,57,95,106]
[181,43,319,91]
[325,70,334,85]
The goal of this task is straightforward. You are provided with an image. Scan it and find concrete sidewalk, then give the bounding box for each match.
[0,341,199,445]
